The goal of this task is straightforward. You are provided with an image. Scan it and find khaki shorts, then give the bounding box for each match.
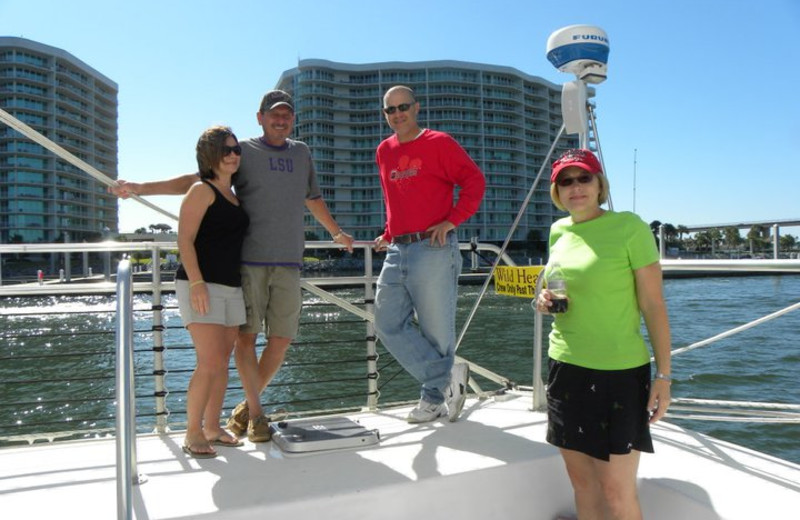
[175,280,246,327]
[240,265,301,338]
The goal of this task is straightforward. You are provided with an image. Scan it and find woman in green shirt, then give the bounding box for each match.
[536,149,672,520]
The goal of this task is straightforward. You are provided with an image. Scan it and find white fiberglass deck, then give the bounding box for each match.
[1,392,798,520]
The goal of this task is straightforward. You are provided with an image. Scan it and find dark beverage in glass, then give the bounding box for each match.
[547,278,568,314]
[550,297,568,313]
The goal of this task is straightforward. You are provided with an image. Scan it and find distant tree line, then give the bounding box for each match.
[132,223,174,234]
[649,221,798,257]
[124,221,798,261]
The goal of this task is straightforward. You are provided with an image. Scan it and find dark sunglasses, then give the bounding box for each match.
[222,144,242,156]
[556,173,594,187]
[383,102,414,115]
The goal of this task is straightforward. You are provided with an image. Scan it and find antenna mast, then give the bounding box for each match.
[633,148,637,213]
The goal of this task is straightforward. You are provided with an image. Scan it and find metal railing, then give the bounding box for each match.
[2,242,799,447]
[0,240,520,443]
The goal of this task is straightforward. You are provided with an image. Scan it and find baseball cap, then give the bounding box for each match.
[550,149,603,182]
[260,90,294,112]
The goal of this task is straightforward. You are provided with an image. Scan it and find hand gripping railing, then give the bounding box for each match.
[115,259,146,520]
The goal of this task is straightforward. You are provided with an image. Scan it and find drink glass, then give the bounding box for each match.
[548,279,568,313]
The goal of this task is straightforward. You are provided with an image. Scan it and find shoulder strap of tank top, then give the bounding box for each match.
[200,178,222,199]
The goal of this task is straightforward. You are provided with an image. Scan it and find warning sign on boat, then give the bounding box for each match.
[493,266,544,298]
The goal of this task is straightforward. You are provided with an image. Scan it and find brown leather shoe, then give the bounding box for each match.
[247,414,272,443]
[226,400,249,437]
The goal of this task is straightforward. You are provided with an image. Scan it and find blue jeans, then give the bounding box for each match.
[374,233,462,404]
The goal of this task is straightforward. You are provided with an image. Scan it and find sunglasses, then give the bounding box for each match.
[556,173,594,187]
[222,144,242,156]
[383,102,414,115]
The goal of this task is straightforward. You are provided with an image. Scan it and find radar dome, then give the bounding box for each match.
[546,25,609,84]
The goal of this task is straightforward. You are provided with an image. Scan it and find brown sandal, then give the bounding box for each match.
[182,442,217,459]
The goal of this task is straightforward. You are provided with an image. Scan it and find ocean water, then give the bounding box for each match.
[0,275,798,464]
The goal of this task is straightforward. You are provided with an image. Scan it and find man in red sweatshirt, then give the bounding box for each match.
[373,85,486,423]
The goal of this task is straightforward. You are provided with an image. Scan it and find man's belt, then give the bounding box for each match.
[391,231,434,244]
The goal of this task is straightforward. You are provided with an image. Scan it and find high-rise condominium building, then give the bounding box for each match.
[276,59,578,246]
[0,37,118,244]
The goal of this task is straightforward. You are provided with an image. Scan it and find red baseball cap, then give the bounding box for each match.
[550,149,603,182]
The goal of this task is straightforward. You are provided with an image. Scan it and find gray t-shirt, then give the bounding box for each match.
[234,137,321,267]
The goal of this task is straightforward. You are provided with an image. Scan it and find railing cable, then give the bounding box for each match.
[664,301,800,359]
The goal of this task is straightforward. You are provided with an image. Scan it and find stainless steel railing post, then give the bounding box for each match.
[364,245,379,410]
[151,246,168,433]
[532,274,547,411]
[115,259,139,520]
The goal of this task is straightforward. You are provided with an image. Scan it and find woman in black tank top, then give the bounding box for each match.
[176,126,249,458]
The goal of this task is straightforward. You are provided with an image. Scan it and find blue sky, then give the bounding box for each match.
[2,0,799,235]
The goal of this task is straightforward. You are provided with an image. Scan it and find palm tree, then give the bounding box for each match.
[682,233,696,252]
[149,223,173,234]
[723,227,741,250]
[676,225,689,246]
[779,234,797,252]
[649,220,662,235]
[662,223,677,247]
[747,225,769,254]
[747,225,767,241]
[694,231,712,251]
[708,228,723,254]
[649,220,663,248]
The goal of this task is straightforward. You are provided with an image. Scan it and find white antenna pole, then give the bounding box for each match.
[633,148,638,213]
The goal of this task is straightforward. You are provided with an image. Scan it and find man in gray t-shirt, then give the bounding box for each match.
[110,90,353,442]
[236,136,320,266]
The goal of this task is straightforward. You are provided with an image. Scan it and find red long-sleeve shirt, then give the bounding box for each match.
[376,129,485,240]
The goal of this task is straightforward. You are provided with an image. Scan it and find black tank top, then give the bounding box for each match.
[176,180,249,287]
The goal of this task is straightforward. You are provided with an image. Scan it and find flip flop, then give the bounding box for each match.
[182,443,217,459]
[209,434,243,448]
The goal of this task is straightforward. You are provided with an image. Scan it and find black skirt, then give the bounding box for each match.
[546,359,654,461]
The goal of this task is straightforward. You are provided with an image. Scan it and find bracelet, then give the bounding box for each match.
[189,280,205,288]
[332,230,344,240]
[654,372,672,383]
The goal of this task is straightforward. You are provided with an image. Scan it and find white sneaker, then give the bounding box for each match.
[446,362,470,422]
[406,400,447,424]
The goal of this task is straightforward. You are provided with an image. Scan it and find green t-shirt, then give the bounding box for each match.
[546,211,659,370]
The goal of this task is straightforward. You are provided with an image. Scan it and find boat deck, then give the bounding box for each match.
[1,392,798,519]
